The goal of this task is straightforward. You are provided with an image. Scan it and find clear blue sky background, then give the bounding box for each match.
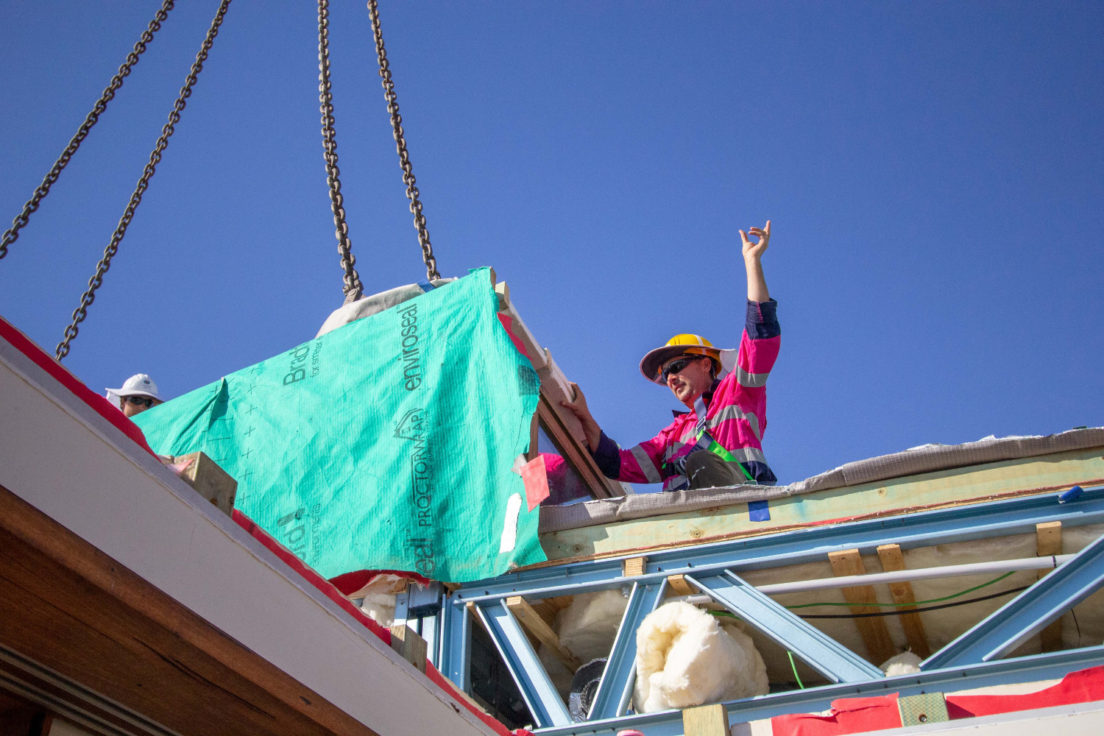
[2,1,1101,486]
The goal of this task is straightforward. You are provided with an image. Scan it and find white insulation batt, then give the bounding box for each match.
[880,651,922,676]
[353,574,411,628]
[539,589,629,696]
[633,602,768,713]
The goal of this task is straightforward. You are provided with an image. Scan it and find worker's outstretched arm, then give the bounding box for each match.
[561,383,668,484]
[561,382,602,452]
[740,219,771,303]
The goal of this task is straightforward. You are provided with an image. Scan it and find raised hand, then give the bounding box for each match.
[740,219,771,262]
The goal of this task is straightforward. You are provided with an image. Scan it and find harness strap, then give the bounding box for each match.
[662,427,756,483]
[698,429,756,482]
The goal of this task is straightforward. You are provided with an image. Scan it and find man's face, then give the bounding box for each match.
[662,354,714,407]
[121,395,159,417]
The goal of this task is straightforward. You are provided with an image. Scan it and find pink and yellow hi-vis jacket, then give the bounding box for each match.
[593,299,780,490]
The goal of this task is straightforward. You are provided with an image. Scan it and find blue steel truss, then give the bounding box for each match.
[413,487,1104,735]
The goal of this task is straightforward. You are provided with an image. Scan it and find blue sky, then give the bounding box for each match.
[2,1,1101,486]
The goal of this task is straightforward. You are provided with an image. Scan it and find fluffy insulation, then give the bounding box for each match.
[538,589,629,696]
[633,602,768,713]
[558,589,629,662]
[880,651,922,676]
[355,574,410,628]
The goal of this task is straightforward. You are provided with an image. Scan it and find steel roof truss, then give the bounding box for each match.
[687,570,884,683]
[923,531,1104,669]
[474,599,573,728]
[586,579,667,720]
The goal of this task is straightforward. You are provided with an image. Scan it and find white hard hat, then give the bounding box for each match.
[106,373,163,401]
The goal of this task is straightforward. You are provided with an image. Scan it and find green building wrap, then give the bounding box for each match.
[135,268,545,582]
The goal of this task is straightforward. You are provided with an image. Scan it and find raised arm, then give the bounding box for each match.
[740,219,771,303]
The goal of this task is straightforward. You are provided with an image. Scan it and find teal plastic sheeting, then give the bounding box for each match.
[134,269,545,582]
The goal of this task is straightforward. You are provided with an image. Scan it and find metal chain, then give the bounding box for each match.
[55,0,233,361]
[318,0,363,302]
[0,0,177,262]
[368,0,440,281]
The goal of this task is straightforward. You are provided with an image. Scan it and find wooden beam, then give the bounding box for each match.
[1036,521,1062,556]
[828,549,897,665]
[622,557,647,578]
[666,574,696,596]
[0,485,379,736]
[538,447,1104,564]
[876,544,931,658]
[493,278,509,308]
[1035,521,1064,651]
[682,703,728,736]
[504,597,581,671]
[495,285,620,500]
[389,625,428,674]
[537,395,618,499]
[169,451,237,516]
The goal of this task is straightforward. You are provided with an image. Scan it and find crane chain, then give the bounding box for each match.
[368,0,440,281]
[1,0,177,262]
[55,0,233,361]
[318,0,363,303]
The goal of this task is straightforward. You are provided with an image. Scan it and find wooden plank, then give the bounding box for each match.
[828,549,897,665]
[169,451,237,516]
[0,485,380,736]
[666,574,696,596]
[622,557,646,578]
[538,448,1104,564]
[537,395,619,500]
[1036,521,1062,556]
[1036,521,1064,651]
[495,285,620,499]
[682,703,728,736]
[528,411,540,462]
[389,625,428,674]
[493,278,509,309]
[876,544,931,658]
[504,597,581,671]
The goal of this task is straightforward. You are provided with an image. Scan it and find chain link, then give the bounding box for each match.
[368,0,440,281]
[55,0,233,361]
[1,0,177,262]
[318,0,363,302]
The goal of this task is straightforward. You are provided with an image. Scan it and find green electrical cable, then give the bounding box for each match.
[787,650,805,689]
[786,571,1016,610]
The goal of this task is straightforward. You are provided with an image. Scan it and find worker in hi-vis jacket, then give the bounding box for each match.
[562,220,780,491]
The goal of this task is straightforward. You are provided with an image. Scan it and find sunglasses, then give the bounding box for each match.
[661,355,701,381]
[125,395,156,408]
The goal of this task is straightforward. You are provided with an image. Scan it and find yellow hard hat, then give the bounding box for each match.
[639,333,722,384]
